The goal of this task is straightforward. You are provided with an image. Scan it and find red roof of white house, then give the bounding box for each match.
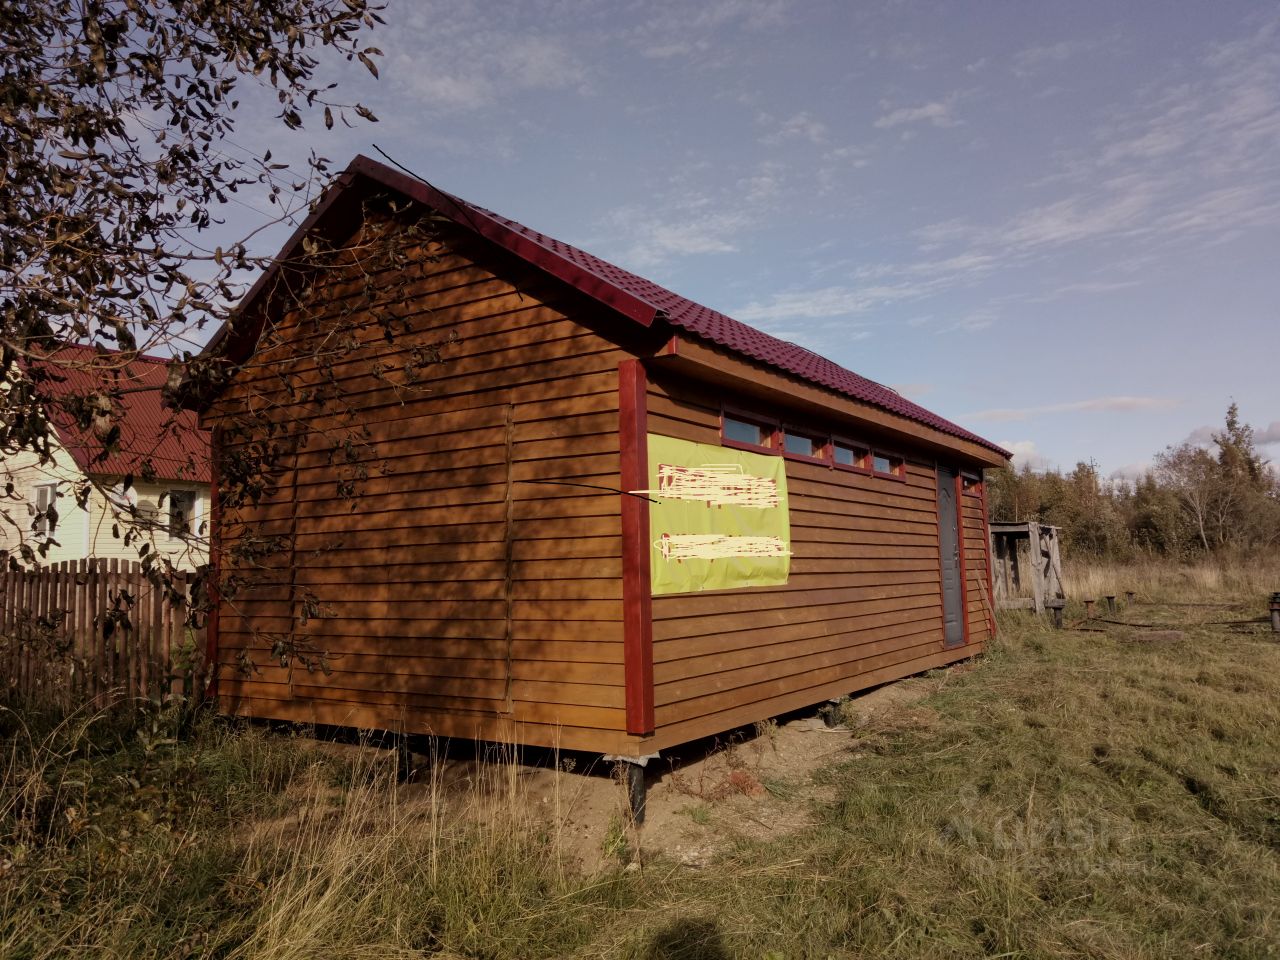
[207,155,1008,459]
[25,343,211,484]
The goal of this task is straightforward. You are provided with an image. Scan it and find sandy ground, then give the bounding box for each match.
[394,668,959,873]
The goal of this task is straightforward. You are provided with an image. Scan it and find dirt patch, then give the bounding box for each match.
[388,672,949,873]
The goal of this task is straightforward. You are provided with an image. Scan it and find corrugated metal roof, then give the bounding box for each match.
[204,155,1008,459]
[25,344,211,483]
[445,195,1008,457]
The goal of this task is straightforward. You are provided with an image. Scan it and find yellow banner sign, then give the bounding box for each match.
[642,434,791,596]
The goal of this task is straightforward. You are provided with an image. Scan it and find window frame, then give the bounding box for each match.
[716,401,913,483]
[780,424,829,465]
[868,449,907,481]
[719,404,780,455]
[830,436,872,475]
[166,488,198,540]
[32,482,58,539]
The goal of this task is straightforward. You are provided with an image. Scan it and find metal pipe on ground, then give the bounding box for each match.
[1271,592,1280,634]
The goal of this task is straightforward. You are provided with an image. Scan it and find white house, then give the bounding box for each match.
[1,344,211,570]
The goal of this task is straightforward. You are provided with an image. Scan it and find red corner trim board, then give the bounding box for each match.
[618,359,655,736]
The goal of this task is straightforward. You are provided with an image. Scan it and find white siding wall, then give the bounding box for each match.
[0,441,208,569]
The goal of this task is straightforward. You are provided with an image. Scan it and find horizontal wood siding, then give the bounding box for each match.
[204,223,634,753]
[644,372,987,751]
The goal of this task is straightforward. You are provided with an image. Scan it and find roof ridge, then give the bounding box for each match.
[432,177,1005,457]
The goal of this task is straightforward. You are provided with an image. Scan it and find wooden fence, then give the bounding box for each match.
[0,558,206,709]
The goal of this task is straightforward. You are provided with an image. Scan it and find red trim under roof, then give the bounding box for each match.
[201,155,1009,459]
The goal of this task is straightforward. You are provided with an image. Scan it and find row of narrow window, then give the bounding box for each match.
[722,412,905,479]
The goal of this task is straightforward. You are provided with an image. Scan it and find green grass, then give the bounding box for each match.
[3,588,1278,958]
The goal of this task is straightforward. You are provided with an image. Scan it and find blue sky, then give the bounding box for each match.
[214,0,1280,477]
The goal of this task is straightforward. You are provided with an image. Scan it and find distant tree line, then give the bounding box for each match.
[985,404,1280,560]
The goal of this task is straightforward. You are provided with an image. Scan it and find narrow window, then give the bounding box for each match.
[722,413,773,450]
[32,482,57,537]
[833,441,869,471]
[168,490,197,538]
[871,452,904,477]
[783,428,825,459]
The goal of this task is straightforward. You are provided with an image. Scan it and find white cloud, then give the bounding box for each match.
[386,5,589,113]
[1258,421,1280,446]
[874,99,960,130]
[737,165,783,204]
[1109,460,1153,481]
[1185,424,1216,446]
[628,0,790,60]
[619,212,747,266]
[1024,279,1141,303]
[966,396,1177,423]
[604,190,753,268]
[890,381,934,399]
[1012,36,1121,76]
[641,39,711,59]
[999,440,1053,471]
[821,144,872,169]
[760,111,829,145]
[906,18,1280,289]
[946,309,996,333]
[734,283,929,323]
[1187,420,1280,447]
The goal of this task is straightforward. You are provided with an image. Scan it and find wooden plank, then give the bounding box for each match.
[217,633,621,663]
[655,624,944,693]
[235,305,614,387]
[654,580,941,620]
[218,693,633,754]
[654,615,944,682]
[227,664,624,709]
[643,645,978,753]
[227,649,621,686]
[292,557,625,584]
[95,558,109,699]
[223,677,625,731]
[652,593,942,646]
[656,632,945,708]
[657,636,951,723]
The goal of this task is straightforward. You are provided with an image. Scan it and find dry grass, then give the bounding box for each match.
[3,562,1279,958]
[1063,555,1280,605]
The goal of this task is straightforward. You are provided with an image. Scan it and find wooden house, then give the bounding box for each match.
[185,155,1009,762]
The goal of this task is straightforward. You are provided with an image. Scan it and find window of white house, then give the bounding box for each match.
[32,482,58,538]
[167,490,197,538]
[136,500,160,530]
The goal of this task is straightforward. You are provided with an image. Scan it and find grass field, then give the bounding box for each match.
[3,573,1278,958]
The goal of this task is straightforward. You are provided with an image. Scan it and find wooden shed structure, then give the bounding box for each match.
[990,521,1065,614]
[185,155,1010,759]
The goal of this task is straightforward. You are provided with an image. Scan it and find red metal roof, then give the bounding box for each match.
[208,155,1008,458]
[26,344,211,483]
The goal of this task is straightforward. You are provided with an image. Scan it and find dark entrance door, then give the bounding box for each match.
[936,465,965,648]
